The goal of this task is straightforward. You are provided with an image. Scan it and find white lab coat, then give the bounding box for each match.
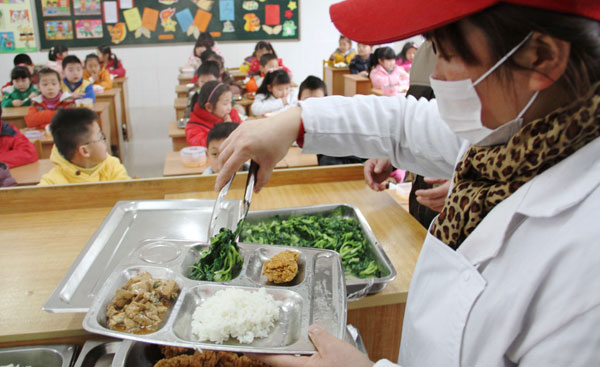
[299,94,600,367]
[251,90,298,117]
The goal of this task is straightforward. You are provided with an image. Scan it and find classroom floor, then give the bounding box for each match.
[121,106,173,178]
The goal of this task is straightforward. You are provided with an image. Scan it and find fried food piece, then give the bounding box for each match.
[154,348,270,367]
[263,250,299,284]
[160,345,193,359]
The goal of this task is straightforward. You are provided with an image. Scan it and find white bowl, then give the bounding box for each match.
[180,146,206,168]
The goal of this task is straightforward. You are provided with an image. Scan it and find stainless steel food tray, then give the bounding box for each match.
[43,200,241,313]
[0,344,76,367]
[82,240,347,355]
[242,204,397,296]
[72,339,121,367]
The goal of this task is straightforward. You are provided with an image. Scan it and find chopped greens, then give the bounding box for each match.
[240,209,381,278]
[189,228,243,282]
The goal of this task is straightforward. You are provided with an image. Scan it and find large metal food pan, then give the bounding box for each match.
[242,204,397,296]
[83,241,346,355]
[0,345,76,367]
[72,339,121,367]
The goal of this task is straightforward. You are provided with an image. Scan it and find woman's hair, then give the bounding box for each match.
[428,3,600,99]
[194,33,215,56]
[10,66,31,81]
[368,47,396,73]
[97,45,120,69]
[37,67,60,82]
[193,80,230,111]
[398,42,417,63]
[298,75,328,98]
[84,53,100,65]
[256,69,290,97]
[252,41,277,58]
[48,45,68,61]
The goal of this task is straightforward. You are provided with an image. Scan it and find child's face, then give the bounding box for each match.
[58,51,68,60]
[207,138,225,173]
[339,39,352,53]
[13,77,31,92]
[85,58,101,75]
[357,44,372,58]
[255,47,272,60]
[299,88,325,101]
[80,121,107,165]
[268,83,290,100]
[406,47,417,62]
[38,73,60,99]
[64,62,83,83]
[207,91,232,119]
[97,51,109,64]
[195,46,206,57]
[197,74,218,88]
[380,58,396,70]
[260,59,279,74]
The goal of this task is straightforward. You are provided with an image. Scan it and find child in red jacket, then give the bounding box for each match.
[25,68,74,129]
[185,81,241,147]
[0,106,38,168]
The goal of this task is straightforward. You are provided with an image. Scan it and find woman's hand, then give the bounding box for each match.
[216,106,302,192]
[415,178,451,212]
[364,158,394,191]
[248,325,373,367]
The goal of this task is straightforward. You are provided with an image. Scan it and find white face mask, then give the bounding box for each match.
[430,31,539,146]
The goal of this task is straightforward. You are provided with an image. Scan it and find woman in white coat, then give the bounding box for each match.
[217,0,600,366]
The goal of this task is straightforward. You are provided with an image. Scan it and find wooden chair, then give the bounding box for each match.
[33,139,43,159]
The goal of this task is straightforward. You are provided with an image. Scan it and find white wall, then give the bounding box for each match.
[0,0,420,108]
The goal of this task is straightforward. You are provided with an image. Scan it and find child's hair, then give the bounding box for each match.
[368,47,396,73]
[196,60,221,79]
[84,53,100,65]
[14,53,33,66]
[62,55,82,70]
[194,33,215,55]
[48,45,68,61]
[97,45,120,69]
[10,66,31,81]
[259,53,278,67]
[298,76,328,99]
[50,108,99,160]
[192,80,230,112]
[256,69,290,97]
[37,67,60,82]
[252,41,277,58]
[398,42,417,63]
[339,35,352,44]
[200,50,224,68]
[206,122,238,148]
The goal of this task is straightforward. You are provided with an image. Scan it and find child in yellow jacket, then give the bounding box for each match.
[83,53,112,92]
[39,108,130,185]
[328,35,356,67]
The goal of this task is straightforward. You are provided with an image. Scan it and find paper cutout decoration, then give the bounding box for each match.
[73,0,101,16]
[159,34,174,40]
[103,1,118,23]
[119,0,133,9]
[142,8,159,31]
[193,0,213,11]
[265,4,280,26]
[175,8,193,33]
[219,0,234,21]
[10,10,29,24]
[243,13,260,32]
[282,20,296,37]
[44,20,73,40]
[0,32,15,51]
[210,31,220,37]
[107,22,127,44]
[41,0,70,16]
[284,9,293,19]
[123,7,142,31]
[75,19,103,38]
[160,8,177,32]
[222,20,234,32]
[242,1,258,11]
[262,25,281,35]
[287,1,297,11]
[193,8,211,31]
[158,0,178,4]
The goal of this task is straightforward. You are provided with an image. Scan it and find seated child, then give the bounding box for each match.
[186,81,241,147]
[298,75,327,100]
[240,41,292,78]
[186,33,221,71]
[328,35,356,67]
[202,122,246,175]
[251,69,297,117]
[349,43,372,76]
[46,45,68,77]
[97,45,126,78]
[61,56,95,102]
[39,108,130,185]
[1,66,39,107]
[25,68,74,129]
[396,42,418,72]
[244,53,280,94]
[83,54,112,92]
[194,60,221,89]
[369,47,410,94]
[0,105,38,168]
[2,53,36,91]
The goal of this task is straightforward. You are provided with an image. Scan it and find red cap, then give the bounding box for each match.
[330,0,600,45]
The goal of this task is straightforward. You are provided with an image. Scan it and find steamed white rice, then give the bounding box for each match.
[191,287,281,344]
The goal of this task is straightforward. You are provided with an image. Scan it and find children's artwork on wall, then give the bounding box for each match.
[123,7,142,31]
[287,0,296,11]
[119,0,133,9]
[135,7,157,38]
[160,7,177,32]
[0,0,36,52]
[243,13,259,32]
[175,8,193,33]
[10,9,29,24]
[73,0,101,16]
[222,19,234,32]
[158,0,177,4]
[219,0,234,21]
[262,24,280,35]
[44,20,73,40]
[264,4,279,25]
[0,0,26,4]
[107,22,126,43]
[75,19,102,38]
[193,0,213,12]
[284,9,292,19]
[0,31,15,51]
[282,19,295,37]
[42,0,70,16]
[102,1,118,23]
[242,1,258,11]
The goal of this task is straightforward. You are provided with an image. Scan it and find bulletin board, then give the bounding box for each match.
[0,0,36,53]
[33,0,300,50]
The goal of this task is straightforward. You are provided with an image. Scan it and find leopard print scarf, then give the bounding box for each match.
[430,82,600,249]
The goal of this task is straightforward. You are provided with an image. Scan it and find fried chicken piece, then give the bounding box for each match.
[155,350,218,367]
[160,345,192,359]
[263,250,299,283]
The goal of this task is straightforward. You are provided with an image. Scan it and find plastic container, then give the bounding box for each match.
[23,130,45,140]
[180,146,206,168]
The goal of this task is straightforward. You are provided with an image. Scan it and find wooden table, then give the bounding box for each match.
[324,66,350,96]
[344,74,373,96]
[10,159,54,186]
[229,69,247,82]
[178,73,194,86]
[176,84,191,98]
[279,146,318,168]
[1,106,29,129]
[96,88,124,158]
[168,120,187,151]
[112,77,132,141]
[174,97,188,120]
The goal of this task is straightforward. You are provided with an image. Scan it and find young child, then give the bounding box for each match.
[1,66,39,107]
[251,69,297,117]
[25,68,74,129]
[396,42,418,72]
[298,75,327,100]
[369,46,410,95]
[349,43,372,76]
[2,53,36,91]
[244,53,280,94]
[46,45,68,76]
[186,33,221,71]
[240,41,292,78]
[186,81,241,147]
[39,108,130,185]
[203,122,241,175]
[83,54,112,92]
[195,60,221,89]
[0,105,38,168]
[61,55,96,102]
[328,35,356,67]
[97,45,126,78]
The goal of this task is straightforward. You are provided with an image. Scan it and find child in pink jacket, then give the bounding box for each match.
[369,47,409,95]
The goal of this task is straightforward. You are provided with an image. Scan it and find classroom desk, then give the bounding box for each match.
[1,106,29,128]
[176,84,191,98]
[174,97,188,120]
[96,88,124,159]
[168,120,187,151]
[236,97,253,115]
[229,69,247,82]
[112,77,132,141]
[10,159,54,186]
[344,74,373,96]
[324,65,350,96]
[178,73,194,86]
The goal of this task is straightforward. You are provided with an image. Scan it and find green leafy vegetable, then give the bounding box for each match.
[189,228,243,282]
[240,209,381,278]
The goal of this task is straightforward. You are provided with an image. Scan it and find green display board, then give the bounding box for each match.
[34,0,299,50]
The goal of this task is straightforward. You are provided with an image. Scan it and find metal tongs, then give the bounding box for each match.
[207,161,259,243]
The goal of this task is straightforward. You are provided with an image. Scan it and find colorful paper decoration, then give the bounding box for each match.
[0,32,15,51]
[282,19,295,36]
[193,0,213,12]
[160,8,177,32]
[243,13,260,32]
[44,20,73,40]
[222,20,234,32]
[119,0,133,9]
[287,0,297,11]
[193,8,211,31]
[107,22,126,44]
[264,4,280,25]
[175,8,193,33]
[102,1,118,23]
[219,0,234,21]
[262,24,281,35]
[41,0,70,16]
[284,9,293,19]
[73,0,101,16]
[123,7,142,31]
[75,19,102,38]
[159,33,174,40]
[158,0,178,4]
[142,7,159,31]
[242,1,258,11]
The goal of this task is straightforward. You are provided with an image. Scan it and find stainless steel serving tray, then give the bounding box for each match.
[72,339,121,367]
[44,200,241,313]
[0,345,76,367]
[82,241,347,355]
[242,204,397,296]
